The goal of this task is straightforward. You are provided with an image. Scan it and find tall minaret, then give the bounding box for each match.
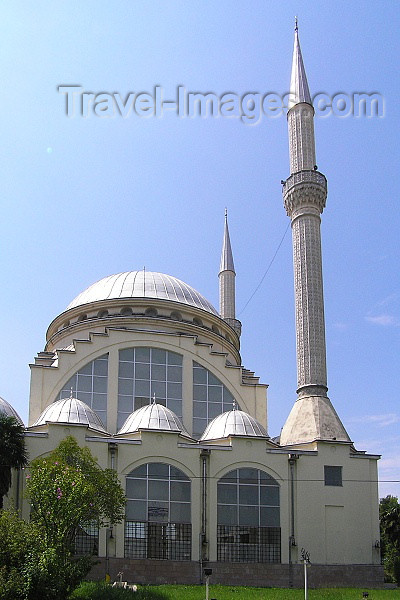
[280,21,349,445]
[219,210,241,337]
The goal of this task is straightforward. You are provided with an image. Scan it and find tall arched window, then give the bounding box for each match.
[118,348,183,430]
[193,362,238,437]
[57,354,108,427]
[217,467,280,563]
[125,462,191,561]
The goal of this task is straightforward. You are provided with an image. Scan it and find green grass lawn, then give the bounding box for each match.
[71,582,400,600]
[143,585,399,600]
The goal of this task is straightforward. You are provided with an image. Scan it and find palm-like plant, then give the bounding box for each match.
[0,414,28,509]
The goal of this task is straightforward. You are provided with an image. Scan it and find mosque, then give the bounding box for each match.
[1,26,383,587]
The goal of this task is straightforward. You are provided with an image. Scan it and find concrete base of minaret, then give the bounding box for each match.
[280,394,350,446]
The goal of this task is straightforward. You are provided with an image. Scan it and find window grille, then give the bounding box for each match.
[125,521,191,560]
[217,525,280,562]
[217,467,281,563]
[125,462,192,561]
[74,523,99,556]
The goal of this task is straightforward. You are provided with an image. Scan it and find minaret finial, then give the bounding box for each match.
[224,207,228,220]
[295,16,298,32]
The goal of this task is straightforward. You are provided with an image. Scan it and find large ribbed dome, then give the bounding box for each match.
[118,402,190,437]
[66,271,217,315]
[0,397,24,426]
[200,409,268,441]
[31,397,107,433]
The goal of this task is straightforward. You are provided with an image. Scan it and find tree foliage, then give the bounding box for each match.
[0,414,28,508]
[26,436,125,554]
[0,510,33,599]
[0,510,91,600]
[0,436,125,600]
[380,495,400,583]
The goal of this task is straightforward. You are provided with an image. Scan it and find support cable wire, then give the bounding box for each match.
[2,468,396,482]
[238,222,290,316]
[6,467,397,483]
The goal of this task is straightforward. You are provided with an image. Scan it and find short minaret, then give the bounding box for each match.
[280,21,350,445]
[219,210,241,337]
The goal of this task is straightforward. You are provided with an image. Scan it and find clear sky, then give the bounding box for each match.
[0,1,399,498]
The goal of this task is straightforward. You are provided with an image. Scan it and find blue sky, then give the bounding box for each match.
[0,1,399,497]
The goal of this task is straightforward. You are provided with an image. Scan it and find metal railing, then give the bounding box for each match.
[282,170,327,195]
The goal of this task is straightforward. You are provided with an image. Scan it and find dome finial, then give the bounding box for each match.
[69,387,74,399]
[151,392,156,405]
[232,398,237,411]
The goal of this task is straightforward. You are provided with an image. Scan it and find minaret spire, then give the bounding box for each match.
[220,208,235,274]
[219,210,241,338]
[289,18,312,110]
[280,25,350,446]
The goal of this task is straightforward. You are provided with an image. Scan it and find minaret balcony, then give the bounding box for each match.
[282,170,327,217]
[282,169,327,194]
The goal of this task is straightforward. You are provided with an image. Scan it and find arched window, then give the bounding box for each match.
[217,467,280,563]
[57,354,108,427]
[192,362,238,437]
[125,462,191,561]
[117,348,183,430]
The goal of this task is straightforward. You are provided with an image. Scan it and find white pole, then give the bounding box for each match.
[205,575,209,600]
[304,559,308,600]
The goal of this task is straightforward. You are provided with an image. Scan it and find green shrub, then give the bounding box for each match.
[69,581,168,599]
[394,555,400,586]
[0,510,36,600]
[0,565,25,600]
[24,547,93,600]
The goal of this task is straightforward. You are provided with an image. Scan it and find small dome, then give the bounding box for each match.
[31,397,107,433]
[0,397,24,426]
[118,402,190,437]
[66,271,217,315]
[200,409,268,441]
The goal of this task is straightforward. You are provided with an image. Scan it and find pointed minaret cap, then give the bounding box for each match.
[219,208,235,274]
[288,18,312,110]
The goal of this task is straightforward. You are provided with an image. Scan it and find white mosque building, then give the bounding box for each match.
[1,26,383,588]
